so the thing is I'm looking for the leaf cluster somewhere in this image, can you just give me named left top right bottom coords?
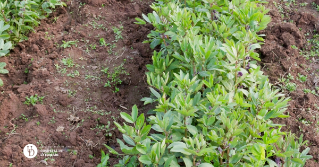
left=106, top=0, right=312, bottom=167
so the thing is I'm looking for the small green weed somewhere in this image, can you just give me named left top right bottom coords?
left=298, top=73, right=307, bottom=82
left=24, top=94, right=45, bottom=106
left=103, top=60, right=129, bottom=93
left=60, top=40, right=78, bottom=48
left=112, top=25, right=123, bottom=42
left=61, top=56, right=75, bottom=68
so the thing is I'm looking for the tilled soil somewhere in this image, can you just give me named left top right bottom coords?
left=0, top=0, right=154, bottom=166
left=260, top=0, right=319, bottom=166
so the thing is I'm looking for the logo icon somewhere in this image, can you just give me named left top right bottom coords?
left=23, top=144, right=37, bottom=158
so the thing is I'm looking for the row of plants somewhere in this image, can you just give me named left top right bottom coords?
left=0, top=0, right=66, bottom=85
left=103, top=0, right=313, bottom=166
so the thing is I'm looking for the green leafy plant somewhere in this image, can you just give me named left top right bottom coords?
left=105, top=0, right=312, bottom=166
left=97, top=150, right=109, bottom=167
left=298, top=73, right=307, bottom=82
left=103, top=60, right=129, bottom=92
left=61, top=56, right=75, bottom=68
left=100, top=38, right=106, bottom=46
left=286, top=82, right=297, bottom=92
left=112, top=25, right=123, bottom=42
left=60, top=40, right=78, bottom=48
left=24, top=94, right=44, bottom=106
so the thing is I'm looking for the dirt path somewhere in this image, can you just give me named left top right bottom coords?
left=0, top=0, right=154, bottom=166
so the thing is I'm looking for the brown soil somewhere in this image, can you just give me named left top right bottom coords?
left=0, top=0, right=154, bottom=166
left=260, top=0, right=319, bottom=166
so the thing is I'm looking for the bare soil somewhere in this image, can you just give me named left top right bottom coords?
left=260, top=0, right=319, bottom=166
left=0, top=0, right=154, bottom=166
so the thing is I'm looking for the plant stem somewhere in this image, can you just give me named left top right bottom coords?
left=226, top=149, right=230, bottom=167
left=184, top=116, right=187, bottom=137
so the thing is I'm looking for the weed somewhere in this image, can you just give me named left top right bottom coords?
left=67, top=70, right=80, bottom=78
left=19, top=114, right=29, bottom=122
left=287, top=73, right=294, bottom=80
left=286, top=83, right=297, bottom=92
left=91, top=121, right=114, bottom=137
left=60, top=40, right=78, bottom=48
left=48, top=117, right=56, bottom=124
left=100, top=38, right=106, bottom=46
left=303, top=89, right=311, bottom=93
left=291, top=45, right=297, bottom=49
left=112, top=25, right=123, bottom=42
left=101, top=67, right=109, bottom=74
left=24, top=94, right=45, bottom=106
left=89, top=44, right=96, bottom=50
left=103, top=60, right=129, bottom=92
left=298, top=73, right=307, bottom=82
left=61, top=56, right=75, bottom=68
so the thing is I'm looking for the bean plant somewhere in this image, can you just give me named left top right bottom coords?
left=105, top=0, right=312, bottom=166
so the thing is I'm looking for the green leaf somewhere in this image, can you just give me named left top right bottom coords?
left=135, top=113, right=145, bottom=130
left=0, top=62, right=8, bottom=69
left=149, top=87, right=161, bottom=99
left=248, top=43, right=261, bottom=51
left=182, top=157, right=192, bottom=167
left=123, top=134, right=135, bottom=146
left=141, top=125, right=152, bottom=137
left=131, top=105, right=138, bottom=122
left=164, top=155, right=178, bottom=167
left=198, top=163, right=214, bottom=167
left=150, top=38, right=161, bottom=49
left=141, top=97, right=153, bottom=105
left=136, top=144, right=147, bottom=154
left=97, top=150, right=109, bottom=167
left=142, top=14, right=151, bottom=23
left=120, top=112, right=134, bottom=123
left=0, top=79, right=3, bottom=87
left=292, top=158, right=304, bottom=164
left=114, top=122, right=126, bottom=133
left=186, top=125, right=198, bottom=136
left=139, top=155, right=152, bottom=165
left=104, top=144, right=119, bottom=155
left=0, top=69, right=8, bottom=74
left=152, top=124, right=164, bottom=132
left=169, top=142, right=190, bottom=155
left=199, top=71, right=210, bottom=77
left=134, top=17, right=146, bottom=25
left=229, top=153, right=242, bottom=163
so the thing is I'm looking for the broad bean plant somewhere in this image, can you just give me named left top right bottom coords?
left=106, top=0, right=312, bottom=166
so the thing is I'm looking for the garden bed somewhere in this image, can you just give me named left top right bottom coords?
left=0, top=0, right=318, bottom=166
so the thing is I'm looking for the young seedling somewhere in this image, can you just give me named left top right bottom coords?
left=61, top=56, right=75, bottom=68
left=60, top=40, right=78, bottom=48
left=24, top=94, right=45, bottom=106
left=298, top=73, right=307, bottom=82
